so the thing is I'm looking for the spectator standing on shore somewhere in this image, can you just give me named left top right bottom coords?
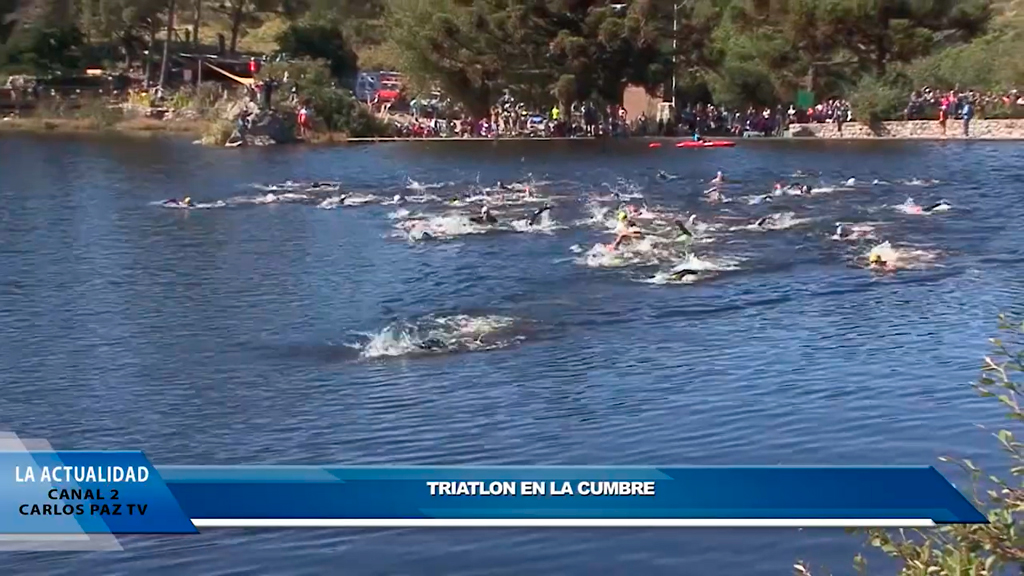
left=962, top=100, right=974, bottom=137
left=297, top=101, right=312, bottom=140
left=938, top=94, right=949, bottom=136
left=261, top=77, right=275, bottom=109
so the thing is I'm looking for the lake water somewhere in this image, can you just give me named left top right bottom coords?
left=1, top=134, right=1022, bottom=574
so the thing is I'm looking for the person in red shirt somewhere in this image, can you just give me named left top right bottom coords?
left=296, top=101, right=312, bottom=140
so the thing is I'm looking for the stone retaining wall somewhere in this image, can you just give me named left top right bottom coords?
left=788, top=119, right=1024, bottom=139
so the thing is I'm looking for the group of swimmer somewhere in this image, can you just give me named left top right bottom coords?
left=161, top=168, right=951, bottom=278
left=467, top=203, right=552, bottom=227
left=607, top=169, right=953, bottom=276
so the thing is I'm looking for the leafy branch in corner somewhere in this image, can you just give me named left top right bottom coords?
left=796, top=314, right=1023, bottom=576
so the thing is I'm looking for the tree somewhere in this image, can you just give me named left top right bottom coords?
left=0, top=0, right=18, bottom=45
left=817, top=0, right=993, bottom=76
left=547, top=0, right=673, bottom=104
left=0, top=25, right=86, bottom=74
left=275, top=21, right=357, bottom=82
left=158, top=0, right=175, bottom=87
left=209, top=0, right=280, bottom=54
left=386, top=0, right=672, bottom=116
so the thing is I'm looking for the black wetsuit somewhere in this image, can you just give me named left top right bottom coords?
left=670, top=268, right=699, bottom=280
left=924, top=201, right=948, bottom=212
left=528, top=205, right=551, bottom=226
left=755, top=216, right=771, bottom=228
left=674, top=220, right=693, bottom=237
left=418, top=337, right=446, bottom=351
left=471, top=212, right=498, bottom=225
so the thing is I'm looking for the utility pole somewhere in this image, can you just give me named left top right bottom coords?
left=158, top=0, right=176, bottom=89
left=672, top=1, right=678, bottom=113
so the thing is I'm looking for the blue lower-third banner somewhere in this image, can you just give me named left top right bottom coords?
left=0, top=451, right=987, bottom=533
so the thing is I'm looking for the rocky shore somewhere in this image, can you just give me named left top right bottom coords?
left=788, top=119, right=1024, bottom=139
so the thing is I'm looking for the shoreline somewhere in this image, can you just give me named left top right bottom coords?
left=0, top=116, right=207, bottom=137
left=786, top=119, right=1024, bottom=140
left=6, top=116, right=1024, bottom=143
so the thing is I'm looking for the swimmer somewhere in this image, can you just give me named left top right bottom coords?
left=711, top=171, right=724, bottom=185
left=470, top=205, right=498, bottom=225
left=667, top=260, right=701, bottom=280
left=901, top=198, right=948, bottom=215
left=611, top=211, right=642, bottom=249
left=392, top=194, right=406, bottom=205
left=417, top=337, right=447, bottom=351
left=656, top=170, right=673, bottom=182
left=754, top=216, right=772, bottom=228
left=527, top=203, right=551, bottom=227
left=845, top=177, right=856, bottom=187
left=784, top=183, right=806, bottom=195
left=706, top=189, right=726, bottom=203
left=669, top=268, right=700, bottom=281
left=674, top=218, right=694, bottom=238
left=868, top=251, right=896, bottom=272
left=924, top=199, right=952, bottom=213
left=834, top=222, right=875, bottom=241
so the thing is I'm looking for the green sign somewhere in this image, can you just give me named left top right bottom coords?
left=796, top=90, right=815, bottom=110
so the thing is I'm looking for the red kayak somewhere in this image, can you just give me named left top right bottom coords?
left=676, top=140, right=736, bottom=148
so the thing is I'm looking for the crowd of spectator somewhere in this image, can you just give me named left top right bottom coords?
left=906, top=87, right=1024, bottom=120
left=636, top=104, right=789, bottom=138
left=365, top=83, right=1024, bottom=140
left=387, top=91, right=636, bottom=138
left=787, top=99, right=852, bottom=125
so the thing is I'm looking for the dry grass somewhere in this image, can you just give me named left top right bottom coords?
left=179, top=12, right=288, bottom=55
left=0, top=116, right=207, bottom=136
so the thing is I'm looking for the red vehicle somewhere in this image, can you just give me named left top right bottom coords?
left=375, top=72, right=403, bottom=103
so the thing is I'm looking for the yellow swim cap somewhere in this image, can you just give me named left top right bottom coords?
left=617, top=211, right=627, bottom=221
left=869, top=252, right=881, bottom=263
left=183, top=197, right=191, bottom=204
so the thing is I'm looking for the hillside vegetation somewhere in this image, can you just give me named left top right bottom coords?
left=2, top=0, right=1023, bottom=116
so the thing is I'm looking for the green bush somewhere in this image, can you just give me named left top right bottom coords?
left=849, top=72, right=913, bottom=123
left=980, top=102, right=1024, bottom=120
left=74, top=98, right=123, bottom=128
left=797, top=315, right=1024, bottom=576
left=906, top=32, right=1024, bottom=93
left=257, top=58, right=391, bottom=137
left=0, top=25, right=86, bottom=75
left=200, top=118, right=236, bottom=146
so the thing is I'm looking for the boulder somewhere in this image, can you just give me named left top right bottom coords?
left=225, top=110, right=297, bottom=147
